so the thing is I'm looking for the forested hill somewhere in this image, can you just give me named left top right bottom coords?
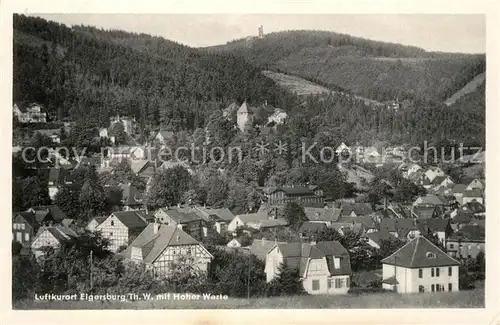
left=207, top=30, right=486, bottom=104
left=13, top=14, right=299, bottom=131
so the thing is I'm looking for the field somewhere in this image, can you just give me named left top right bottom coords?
left=14, top=288, right=484, bottom=310
left=262, top=70, right=333, bottom=97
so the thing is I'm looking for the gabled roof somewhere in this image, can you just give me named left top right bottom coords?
left=414, top=194, right=445, bottom=206
left=275, top=241, right=351, bottom=276
left=381, top=236, right=460, bottom=268
left=88, top=216, right=106, bottom=226
left=237, top=101, right=253, bottom=114
left=462, top=189, right=483, bottom=198
left=379, top=218, right=419, bottom=234
left=418, top=218, right=450, bottom=233
left=110, top=211, right=148, bottom=229
left=304, top=207, right=341, bottom=222
left=462, top=201, right=485, bottom=214
left=451, top=184, right=468, bottom=194
left=234, top=213, right=269, bottom=223
left=298, top=222, right=328, bottom=234
left=340, top=202, right=373, bottom=216
left=337, top=216, right=376, bottom=229
left=258, top=219, right=289, bottom=228
left=14, top=211, right=37, bottom=228
left=411, top=206, right=439, bottom=219
left=121, top=224, right=210, bottom=263
left=250, top=239, right=286, bottom=261
left=119, top=183, right=143, bottom=206
left=28, top=205, right=67, bottom=223
left=194, top=207, right=235, bottom=222
left=130, top=160, right=150, bottom=174
left=157, top=207, right=204, bottom=224
left=431, top=176, right=446, bottom=185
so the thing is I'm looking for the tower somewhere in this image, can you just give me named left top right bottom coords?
left=258, top=25, right=264, bottom=39
left=237, top=101, right=254, bottom=132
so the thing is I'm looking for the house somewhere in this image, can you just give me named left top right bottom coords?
left=378, top=218, right=421, bottom=241
left=96, top=211, right=149, bottom=252
left=154, top=206, right=207, bottom=239
left=304, top=207, right=342, bottom=227
left=336, top=216, right=377, bottom=234
left=424, top=167, right=445, bottom=183
left=340, top=202, right=373, bottom=217
left=330, top=222, right=365, bottom=237
left=411, top=205, right=443, bottom=219
left=467, top=179, right=484, bottom=191
left=236, top=101, right=254, bottom=133
left=366, top=230, right=396, bottom=249
left=35, top=129, right=61, bottom=144
left=12, top=212, right=38, bottom=245
left=120, top=223, right=213, bottom=276
left=192, top=207, right=235, bottom=234
left=461, top=189, right=484, bottom=206
left=227, top=213, right=287, bottom=232
left=265, top=241, right=352, bottom=295
left=413, top=194, right=446, bottom=207
left=381, top=236, right=460, bottom=293
left=266, top=108, right=287, bottom=126
left=250, top=239, right=286, bottom=261
left=86, top=216, right=106, bottom=232
left=13, top=103, right=47, bottom=123
left=27, top=205, right=67, bottom=226
left=335, top=142, right=351, bottom=156
left=153, top=129, right=176, bottom=147
left=130, top=160, right=156, bottom=179
left=406, top=164, right=423, bottom=178
left=446, top=225, right=485, bottom=259
left=118, top=183, right=143, bottom=211
left=31, top=226, right=79, bottom=260
left=47, top=167, right=73, bottom=201
left=263, top=185, right=324, bottom=206
left=109, top=115, right=136, bottom=135
left=417, top=219, right=454, bottom=245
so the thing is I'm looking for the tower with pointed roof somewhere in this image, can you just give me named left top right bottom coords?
left=237, top=101, right=254, bottom=132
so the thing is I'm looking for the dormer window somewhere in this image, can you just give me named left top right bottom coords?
left=426, top=252, right=436, bottom=259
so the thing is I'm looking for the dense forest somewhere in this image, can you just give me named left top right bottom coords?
left=13, top=15, right=485, bottom=148
left=13, top=14, right=298, bottom=133
left=207, top=30, right=486, bottom=103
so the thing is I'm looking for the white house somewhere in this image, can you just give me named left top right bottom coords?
left=120, top=223, right=213, bottom=276
left=267, top=108, right=287, bottom=126
left=461, top=189, right=484, bottom=206
left=226, top=238, right=243, bottom=248
left=424, top=167, right=445, bottom=183
left=406, top=164, right=423, bottom=178
left=95, top=211, right=148, bottom=252
left=265, top=241, right=351, bottom=295
left=381, top=236, right=460, bottom=293
left=467, top=179, right=484, bottom=191
left=86, top=217, right=106, bottom=232
left=335, top=142, right=351, bottom=155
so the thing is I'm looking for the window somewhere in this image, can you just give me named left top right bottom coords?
left=328, top=279, right=332, bottom=289
left=312, top=280, right=320, bottom=291
left=24, top=233, right=29, bottom=241
left=477, top=244, right=481, bottom=250
left=431, top=284, right=435, bottom=292
left=110, top=232, right=113, bottom=237
left=450, top=244, right=455, bottom=249
left=21, top=224, right=25, bottom=230
left=419, top=285, right=425, bottom=293
left=335, top=278, right=344, bottom=288
left=448, top=283, right=452, bottom=291
left=436, top=268, right=440, bottom=277
left=436, top=284, right=442, bottom=292
left=448, top=267, right=452, bottom=276
left=431, top=268, right=434, bottom=277
left=346, top=277, right=350, bottom=288
left=111, top=221, right=114, bottom=226
left=418, top=269, right=423, bottom=278
left=468, top=245, right=472, bottom=250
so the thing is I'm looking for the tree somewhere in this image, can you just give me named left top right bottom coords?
left=109, top=121, right=128, bottom=145
left=267, top=262, right=305, bottom=296
left=379, top=238, right=406, bottom=260
left=12, top=255, right=38, bottom=300
left=16, top=176, right=51, bottom=210
left=205, top=176, right=228, bottom=208
left=79, top=179, right=107, bottom=220
left=54, top=183, right=81, bottom=218
left=145, top=166, right=191, bottom=208
left=283, top=202, right=307, bottom=230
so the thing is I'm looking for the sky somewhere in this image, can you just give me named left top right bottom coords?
left=35, top=14, right=485, bottom=53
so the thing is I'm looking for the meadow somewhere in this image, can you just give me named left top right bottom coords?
left=14, top=288, right=484, bottom=310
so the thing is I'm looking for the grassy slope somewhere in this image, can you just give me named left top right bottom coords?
left=15, top=288, right=484, bottom=309
left=445, top=73, right=485, bottom=106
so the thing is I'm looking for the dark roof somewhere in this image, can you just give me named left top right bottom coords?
left=382, top=276, right=399, bottom=285
left=462, top=189, right=483, bottom=198
left=28, top=205, right=67, bottom=223
left=276, top=241, right=351, bottom=276
left=379, top=218, right=418, bottom=233
left=462, top=201, right=485, bottom=214
left=119, top=183, right=143, bottom=206
left=194, top=207, right=235, bottom=222
left=121, top=224, right=209, bottom=263
left=381, top=237, right=460, bottom=268
left=411, top=206, right=439, bottom=219
left=451, top=184, right=468, bottom=194
left=48, top=168, right=72, bottom=184
left=337, top=216, right=376, bottom=229
left=414, top=194, right=445, bottom=206
left=298, top=222, right=328, bottom=234
left=277, top=186, right=315, bottom=196
left=157, top=207, right=205, bottom=224
left=431, top=176, right=446, bottom=185
left=417, top=218, right=450, bottom=233
left=448, top=225, right=485, bottom=243
left=111, top=211, right=148, bottom=229
left=258, top=219, right=289, bottom=229
left=250, top=239, right=286, bottom=261
left=367, top=230, right=395, bottom=245
left=14, top=212, right=37, bottom=228
left=340, top=202, right=373, bottom=216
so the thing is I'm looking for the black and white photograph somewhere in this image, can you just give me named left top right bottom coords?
left=3, top=1, right=498, bottom=321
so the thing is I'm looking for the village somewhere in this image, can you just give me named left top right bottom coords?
left=12, top=99, right=486, bottom=300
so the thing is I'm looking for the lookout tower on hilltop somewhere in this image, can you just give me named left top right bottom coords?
left=258, top=25, right=264, bottom=39
left=237, top=101, right=254, bottom=132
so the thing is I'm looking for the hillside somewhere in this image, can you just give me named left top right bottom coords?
left=13, top=14, right=298, bottom=131
left=207, top=30, right=486, bottom=104
left=445, top=72, right=485, bottom=106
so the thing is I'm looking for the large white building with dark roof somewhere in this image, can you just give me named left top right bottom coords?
left=381, top=236, right=460, bottom=293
